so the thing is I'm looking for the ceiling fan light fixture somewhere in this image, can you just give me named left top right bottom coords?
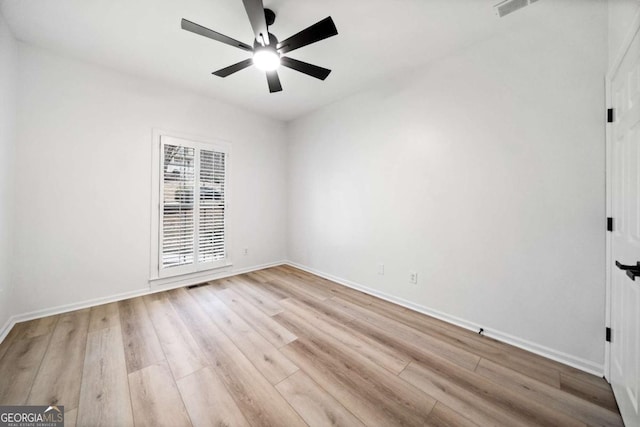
left=253, top=48, right=280, bottom=71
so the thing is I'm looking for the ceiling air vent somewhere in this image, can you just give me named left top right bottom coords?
left=494, top=0, right=539, bottom=17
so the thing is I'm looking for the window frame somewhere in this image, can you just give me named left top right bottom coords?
left=150, top=129, right=232, bottom=282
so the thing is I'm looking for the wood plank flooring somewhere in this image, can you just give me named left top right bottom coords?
left=0, top=265, right=624, bottom=426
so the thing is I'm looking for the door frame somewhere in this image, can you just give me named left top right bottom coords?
left=605, top=8, right=640, bottom=381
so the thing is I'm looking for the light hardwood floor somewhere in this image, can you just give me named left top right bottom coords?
left=0, top=265, right=624, bottom=426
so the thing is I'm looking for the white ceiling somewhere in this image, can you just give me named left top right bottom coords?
left=1, top=0, right=547, bottom=121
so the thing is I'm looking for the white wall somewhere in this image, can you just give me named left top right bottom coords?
left=608, top=0, right=640, bottom=70
left=0, top=12, right=17, bottom=330
left=287, top=1, right=608, bottom=371
left=12, top=44, right=287, bottom=315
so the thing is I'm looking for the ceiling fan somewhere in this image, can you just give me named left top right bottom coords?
left=181, top=0, right=338, bottom=93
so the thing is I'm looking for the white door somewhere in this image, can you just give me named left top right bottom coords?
left=609, top=19, right=640, bottom=427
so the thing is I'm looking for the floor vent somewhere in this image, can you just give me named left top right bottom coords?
left=494, top=0, right=539, bottom=17
left=186, top=283, right=208, bottom=290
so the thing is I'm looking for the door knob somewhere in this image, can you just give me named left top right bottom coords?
left=615, top=261, right=640, bottom=281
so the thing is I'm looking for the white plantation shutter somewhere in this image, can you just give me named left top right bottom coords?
left=162, top=144, right=195, bottom=268
left=198, top=149, right=226, bottom=262
left=159, top=136, right=228, bottom=277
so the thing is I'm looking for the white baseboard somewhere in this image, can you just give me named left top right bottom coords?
left=286, top=261, right=604, bottom=377
left=149, top=260, right=286, bottom=289
left=0, top=260, right=286, bottom=345
left=0, top=316, right=14, bottom=345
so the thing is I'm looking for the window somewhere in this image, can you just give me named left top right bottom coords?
left=153, top=134, right=229, bottom=279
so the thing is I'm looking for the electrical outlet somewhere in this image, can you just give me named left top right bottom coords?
left=378, top=264, right=384, bottom=275
left=243, top=248, right=248, bottom=255
left=409, top=271, right=418, bottom=284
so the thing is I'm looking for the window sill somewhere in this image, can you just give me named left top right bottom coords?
left=149, top=262, right=234, bottom=289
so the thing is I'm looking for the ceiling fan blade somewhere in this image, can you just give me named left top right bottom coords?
left=280, top=57, right=331, bottom=80
left=181, top=19, right=253, bottom=52
left=266, top=70, right=283, bottom=93
left=213, top=58, right=254, bottom=77
left=242, top=0, right=270, bottom=45
left=277, top=17, right=338, bottom=54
